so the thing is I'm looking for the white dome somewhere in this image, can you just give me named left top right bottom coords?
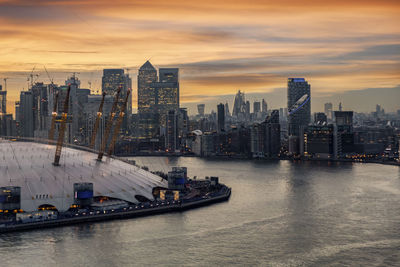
left=0, top=140, right=167, bottom=212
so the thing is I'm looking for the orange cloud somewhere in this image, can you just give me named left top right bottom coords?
left=0, top=0, right=399, bottom=113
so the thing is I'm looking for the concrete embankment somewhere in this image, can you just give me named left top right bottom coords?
left=0, top=187, right=231, bottom=233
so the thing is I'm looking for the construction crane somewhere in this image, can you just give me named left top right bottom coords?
left=3, top=78, right=9, bottom=91
left=89, top=92, right=106, bottom=149
left=43, top=65, right=54, bottom=85
left=48, top=91, right=59, bottom=144
left=97, top=87, right=122, bottom=161
left=53, top=85, right=71, bottom=166
left=107, top=89, right=131, bottom=156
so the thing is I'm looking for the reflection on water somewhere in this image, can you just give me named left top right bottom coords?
left=1, top=158, right=399, bottom=266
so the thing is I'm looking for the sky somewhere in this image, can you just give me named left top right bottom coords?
left=0, top=0, right=399, bottom=115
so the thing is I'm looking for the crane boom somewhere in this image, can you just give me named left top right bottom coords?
left=48, top=91, right=59, bottom=143
left=107, top=89, right=131, bottom=156
left=89, top=92, right=106, bottom=149
left=53, top=85, right=71, bottom=166
left=97, top=87, right=122, bottom=161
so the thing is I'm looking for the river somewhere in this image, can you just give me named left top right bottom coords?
left=1, top=157, right=400, bottom=266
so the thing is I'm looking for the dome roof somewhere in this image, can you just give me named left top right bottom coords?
left=0, top=140, right=167, bottom=212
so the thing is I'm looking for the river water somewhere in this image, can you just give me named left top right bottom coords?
left=1, top=157, right=400, bottom=266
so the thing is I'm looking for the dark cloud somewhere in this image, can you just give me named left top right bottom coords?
left=336, top=44, right=400, bottom=60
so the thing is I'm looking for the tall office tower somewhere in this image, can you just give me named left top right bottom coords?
left=262, top=99, right=268, bottom=113
left=138, top=61, right=158, bottom=137
left=287, top=78, right=311, bottom=137
left=253, top=101, right=261, bottom=114
left=324, top=102, right=333, bottom=121
left=314, top=112, right=327, bottom=125
left=245, top=101, right=250, bottom=116
left=339, top=102, right=342, bottom=112
left=19, top=91, right=34, bottom=137
left=166, top=110, right=178, bottom=152
left=178, top=108, right=188, bottom=138
left=154, top=68, right=179, bottom=128
left=376, top=104, right=382, bottom=116
left=232, top=90, right=245, bottom=116
left=217, top=103, right=225, bottom=133
left=224, top=102, right=230, bottom=117
left=265, top=110, right=281, bottom=158
left=197, top=104, right=205, bottom=116
left=138, top=61, right=158, bottom=113
left=0, top=85, right=6, bottom=114
left=102, top=69, right=132, bottom=132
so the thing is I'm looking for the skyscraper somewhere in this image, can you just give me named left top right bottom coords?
left=19, top=91, right=34, bottom=137
left=0, top=85, right=6, bottom=114
left=232, top=90, right=245, bottom=117
left=224, top=102, right=230, bottom=117
left=324, top=102, right=333, bottom=121
left=287, top=78, right=311, bottom=137
left=197, top=104, right=205, bottom=116
left=137, top=61, right=179, bottom=138
left=253, top=101, right=261, bottom=113
left=262, top=99, right=268, bottom=113
left=264, top=110, right=281, bottom=158
left=102, top=69, right=132, bottom=132
left=153, top=68, right=179, bottom=128
left=137, top=61, right=158, bottom=138
left=138, top=61, right=158, bottom=113
left=166, top=110, right=178, bottom=152
left=217, top=103, right=225, bottom=133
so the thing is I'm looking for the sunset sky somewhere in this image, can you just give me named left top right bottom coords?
left=0, top=0, right=399, bottom=114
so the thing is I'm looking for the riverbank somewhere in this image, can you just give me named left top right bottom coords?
left=0, top=186, right=231, bottom=234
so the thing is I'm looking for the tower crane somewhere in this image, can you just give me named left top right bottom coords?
left=97, top=87, right=121, bottom=161
left=107, top=89, right=131, bottom=156
left=53, top=85, right=71, bottom=166
left=48, top=91, right=59, bottom=143
left=3, top=78, right=9, bottom=91
left=89, top=92, right=106, bottom=149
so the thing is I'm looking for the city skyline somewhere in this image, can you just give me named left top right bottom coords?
left=0, top=0, right=399, bottom=114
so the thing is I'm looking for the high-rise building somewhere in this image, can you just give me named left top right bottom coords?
left=19, top=91, right=34, bottom=137
left=138, top=61, right=158, bottom=113
left=324, top=102, right=333, bottom=121
left=102, top=69, right=132, bottom=132
left=232, top=90, right=245, bottom=117
left=224, top=102, right=230, bottom=117
left=334, top=111, right=353, bottom=127
left=245, top=101, right=250, bottom=116
left=262, top=99, right=267, bottom=113
left=0, top=85, right=6, bottom=114
left=137, top=61, right=159, bottom=138
left=197, top=104, right=205, bottom=116
left=166, top=110, right=178, bottom=152
left=253, top=101, right=261, bottom=114
left=287, top=78, right=311, bottom=137
left=265, top=110, right=281, bottom=158
left=287, top=78, right=311, bottom=154
left=152, top=70, right=179, bottom=127
left=217, top=103, right=225, bottom=133
left=333, top=111, right=354, bottom=158
left=137, top=61, right=179, bottom=138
